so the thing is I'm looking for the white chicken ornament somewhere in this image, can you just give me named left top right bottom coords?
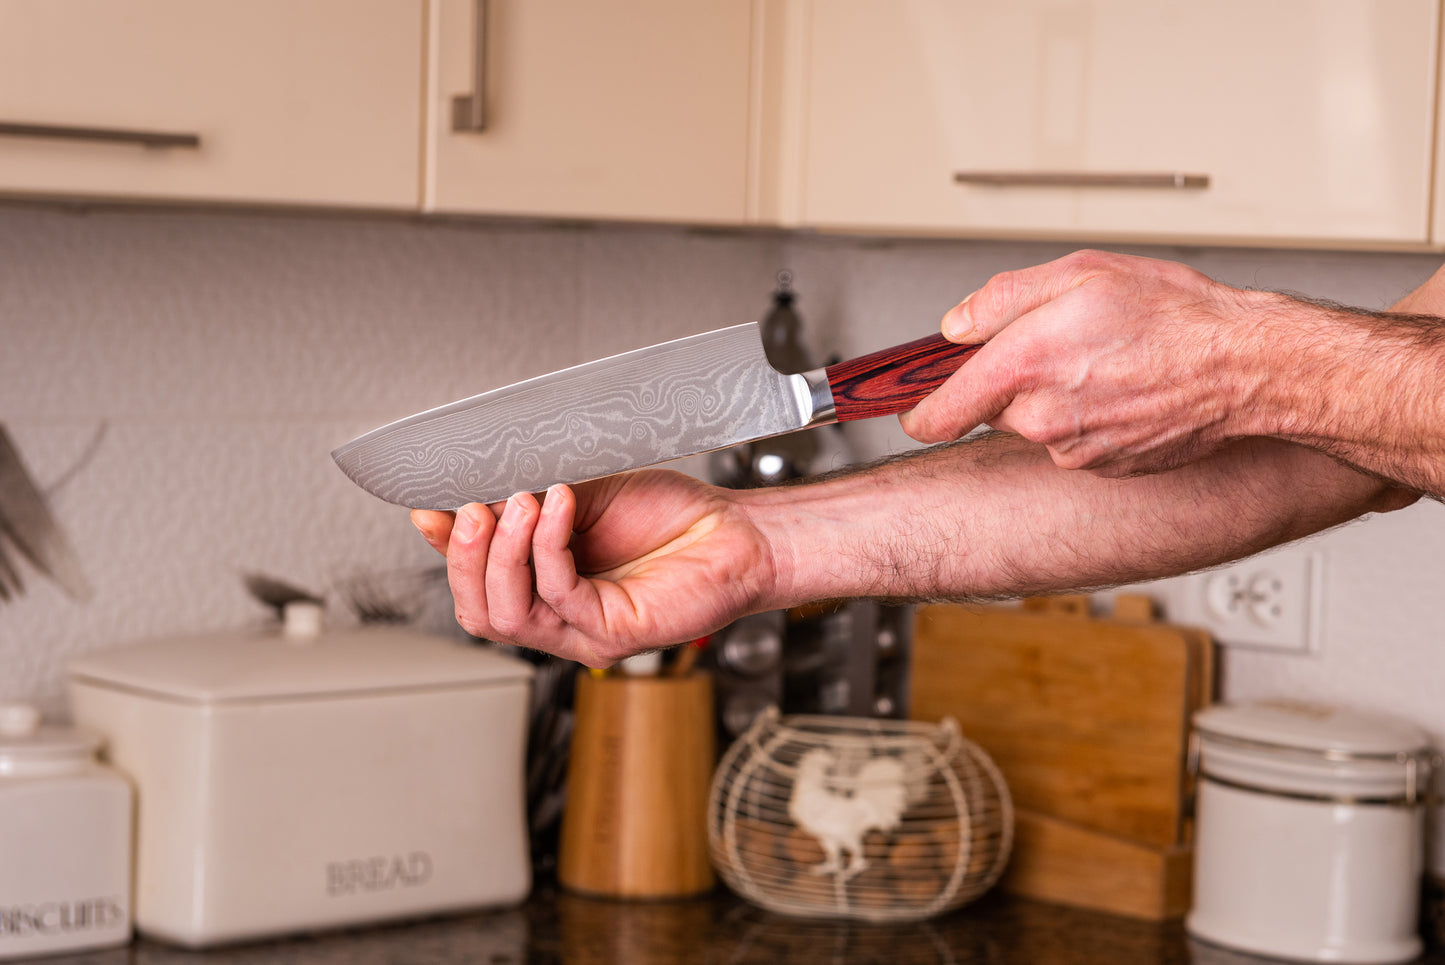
left=788, top=748, right=910, bottom=880
left=708, top=711, right=1013, bottom=922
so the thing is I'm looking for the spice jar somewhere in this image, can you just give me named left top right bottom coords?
left=0, top=703, right=132, bottom=959
left=1188, top=701, right=1432, bottom=964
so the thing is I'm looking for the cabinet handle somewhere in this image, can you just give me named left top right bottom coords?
left=953, top=171, right=1209, bottom=189
left=451, top=0, right=490, bottom=132
left=0, top=121, right=200, bottom=149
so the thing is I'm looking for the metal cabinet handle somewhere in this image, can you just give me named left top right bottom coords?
left=954, top=171, right=1209, bottom=189
left=0, top=121, right=200, bottom=149
left=451, top=0, right=490, bottom=132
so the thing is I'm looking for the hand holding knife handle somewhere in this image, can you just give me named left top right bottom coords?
left=817, top=334, right=984, bottom=423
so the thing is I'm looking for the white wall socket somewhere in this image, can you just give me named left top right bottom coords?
left=1173, top=547, right=1324, bottom=653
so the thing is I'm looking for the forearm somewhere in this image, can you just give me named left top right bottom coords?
left=1232, top=286, right=1445, bottom=498
left=745, top=432, right=1401, bottom=608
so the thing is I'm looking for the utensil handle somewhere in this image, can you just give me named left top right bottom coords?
left=824, top=334, right=982, bottom=422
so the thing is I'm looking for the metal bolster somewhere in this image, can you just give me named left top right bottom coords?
left=796, top=367, right=836, bottom=427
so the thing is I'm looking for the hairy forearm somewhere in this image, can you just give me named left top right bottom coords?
left=745, top=432, right=1400, bottom=608
left=1233, top=287, right=1445, bottom=498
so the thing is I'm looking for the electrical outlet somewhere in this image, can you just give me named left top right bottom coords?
left=1176, top=548, right=1323, bottom=653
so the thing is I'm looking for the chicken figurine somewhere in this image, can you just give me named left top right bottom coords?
left=788, top=748, right=911, bottom=880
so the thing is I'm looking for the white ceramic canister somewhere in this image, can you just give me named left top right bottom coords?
left=1188, top=701, right=1432, bottom=964
left=0, top=703, right=133, bottom=960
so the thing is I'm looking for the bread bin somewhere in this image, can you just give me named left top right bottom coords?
left=1188, top=701, right=1432, bottom=964
left=0, top=704, right=132, bottom=959
left=67, top=604, right=533, bottom=947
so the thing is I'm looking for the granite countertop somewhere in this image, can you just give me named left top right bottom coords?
left=37, top=881, right=1445, bottom=965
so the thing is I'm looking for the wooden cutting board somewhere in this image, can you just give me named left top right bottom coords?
left=909, top=599, right=1209, bottom=851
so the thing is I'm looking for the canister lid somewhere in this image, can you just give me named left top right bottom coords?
left=1194, top=701, right=1432, bottom=802
left=67, top=622, right=533, bottom=705
left=0, top=703, right=102, bottom=775
left=1194, top=701, right=1429, bottom=757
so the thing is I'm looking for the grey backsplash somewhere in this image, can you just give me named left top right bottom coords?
left=3, top=204, right=1443, bottom=775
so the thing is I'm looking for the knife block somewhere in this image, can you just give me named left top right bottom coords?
left=559, top=670, right=716, bottom=898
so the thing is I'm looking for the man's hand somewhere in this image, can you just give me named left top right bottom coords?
left=901, top=249, right=1266, bottom=477
left=410, top=471, right=775, bottom=667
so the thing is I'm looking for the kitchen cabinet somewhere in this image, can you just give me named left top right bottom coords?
left=792, top=0, right=1440, bottom=246
left=425, top=0, right=756, bottom=224
left=0, top=1, right=423, bottom=209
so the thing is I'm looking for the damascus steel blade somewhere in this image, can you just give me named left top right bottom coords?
left=332, top=323, right=817, bottom=510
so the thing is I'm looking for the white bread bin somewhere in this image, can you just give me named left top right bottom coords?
left=67, top=605, right=533, bottom=947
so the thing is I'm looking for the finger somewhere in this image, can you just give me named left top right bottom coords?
left=532, top=485, right=606, bottom=634
left=484, top=493, right=543, bottom=638
left=446, top=503, right=497, bottom=637
left=411, top=509, right=456, bottom=555
left=898, top=343, right=1017, bottom=444
left=942, top=249, right=1116, bottom=344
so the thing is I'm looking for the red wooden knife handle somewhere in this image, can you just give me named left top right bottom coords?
left=824, top=334, right=983, bottom=422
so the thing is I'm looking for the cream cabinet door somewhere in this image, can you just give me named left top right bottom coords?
left=426, top=0, right=754, bottom=224
left=798, top=1, right=1438, bottom=246
left=0, top=1, right=423, bottom=209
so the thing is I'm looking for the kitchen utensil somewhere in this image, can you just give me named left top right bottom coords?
left=332, top=324, right=980, bottom=510
left=0, top=703, right=132, bottom=960
left=708, top=709, right=1012, bottom=922
left=1188, top=701, right=1433, bottom=964
left=908, top=597, right=1213, bottom=920
left=66, top=602, right=534, bottom=947
left=0, top=424, right=90, bottom=602
left=559, top=669, right=716, bottom=898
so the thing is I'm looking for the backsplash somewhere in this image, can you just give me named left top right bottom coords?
left=3, top=203, right=1442, bottom=749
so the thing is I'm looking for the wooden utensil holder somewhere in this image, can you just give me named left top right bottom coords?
left=559, top=670, right=716, bottom=898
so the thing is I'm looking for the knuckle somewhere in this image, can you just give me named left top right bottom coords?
left=903, top=408, right=949, bottom=444
left=453, top=605, right=490, bottom=640
left=1007, top=409, right=1052, bottom=445
left=977, top=268, right=1023, bottom=317
left=487, top=610, right=524, bottom=639
left=1069, top=248, right=1113, bottom=267
left=1050, top=447, right=1093, bottom=472
left=577, top=650, right=618, bottom=671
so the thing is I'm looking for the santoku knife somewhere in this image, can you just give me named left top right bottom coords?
left=333, top=324, right=981, bottom=510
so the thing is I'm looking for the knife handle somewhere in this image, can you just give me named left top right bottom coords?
left=824, top=334, right=983, bottom=422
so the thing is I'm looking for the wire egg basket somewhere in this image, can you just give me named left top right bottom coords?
left=708, top=709, right=1013, bottom=922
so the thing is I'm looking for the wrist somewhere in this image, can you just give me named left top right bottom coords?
left=1233, top=292, right=1445, bottom=496
left=1223, top=290, right=1358, bottom=442
left=738, top=477, right=866, bottom=611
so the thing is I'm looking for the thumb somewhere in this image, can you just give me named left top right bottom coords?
left=942, top=250, right=1109, bottom=343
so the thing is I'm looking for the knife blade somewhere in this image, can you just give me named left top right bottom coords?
left=333, top=323, right=981, bottom=510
